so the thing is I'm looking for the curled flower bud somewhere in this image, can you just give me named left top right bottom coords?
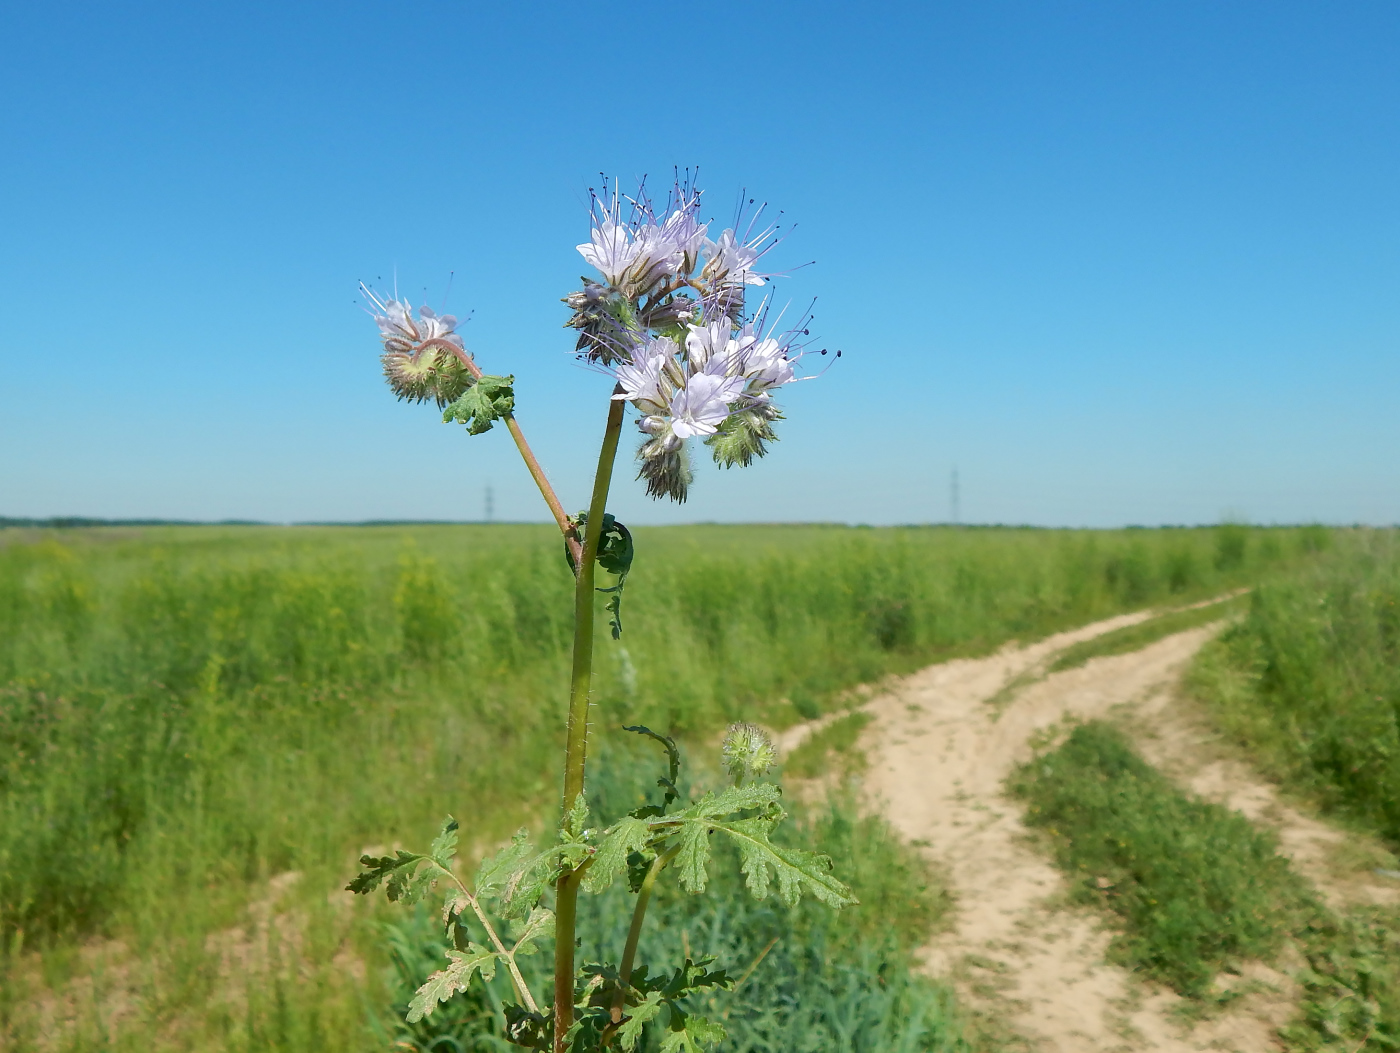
left=722, top=722, right=777, bottom=786
left=362, top=283, right=476, bottom=407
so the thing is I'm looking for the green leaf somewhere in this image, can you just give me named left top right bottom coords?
left=347, top=849, right=423, bottom=898
left=475, top=830, right=556, bottom=919
left=623, top=725, right=681, bottom=809
left=651, top=957, right=732, bottom=1000
left=665, top=783, right=780, bottom=894
left=406, top=943, right=498, bottom=1023
left=713, top=816, right=856, bottom=908
left=582, top=816, right=653, bottom=893
left=660, top=1014, right=727, bottom=1053
left=510, top=906, right=555, bottom=957
left=347, top=848, right=449, bottom=904
left=562, top=792, right=590, bottom=842
left=657, top=783, right=853, bottom=906
left=504, top=1005, right=551, bottom=1050
left=674, top=821, right=712, bottom=894
left=429, top=816, right=459, bottom=869
left=565, top=512, right=635, bottom=639
left=442, top=374, right=515, bottom=435
left=616, top=991, right=664, bottom=1052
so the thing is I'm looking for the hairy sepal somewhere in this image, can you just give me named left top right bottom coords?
left=705, top=406, right=781, bottom=469
left=383, top=348, right=477, bottom=407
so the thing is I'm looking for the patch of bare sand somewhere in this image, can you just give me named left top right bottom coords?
left=823, top=614, right=1301, bottom=1052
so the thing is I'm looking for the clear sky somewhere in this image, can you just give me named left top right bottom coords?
left=2, top=1, right=1396, bottom=527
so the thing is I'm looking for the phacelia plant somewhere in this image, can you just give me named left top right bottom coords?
left=352, top=173, right=849, bottom=1053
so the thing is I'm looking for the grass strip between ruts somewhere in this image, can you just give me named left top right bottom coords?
left=1048, top=593, right=1249, bottom=674
left=1011, top=719, right=1400, bottom=1049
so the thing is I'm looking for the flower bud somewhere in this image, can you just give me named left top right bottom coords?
left=722, top=722, right=776, bottom=786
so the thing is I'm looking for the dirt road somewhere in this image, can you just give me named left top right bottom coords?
left=790, top=609, right=1398, bottom=1052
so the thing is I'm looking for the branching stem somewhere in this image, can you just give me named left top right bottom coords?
left=444, top=870, right=541, bottom=1014
left=434, top=340, right=582, bottom=567
left=553, top=391, right=627, bottom=1053
left=610, top=846, right=680, bottom=1024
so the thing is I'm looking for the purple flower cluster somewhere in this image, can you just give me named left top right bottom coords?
left=564, top=176, right=818, bottom=501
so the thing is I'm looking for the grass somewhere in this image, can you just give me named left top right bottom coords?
left=783, top=713, right=873, bottom=779
left=1047, top=592, right=1249, bottom=673
left=1011, top=719, right=1400, bottom=1049
left=0, top=521, right=1320, bottom=1050
left=1009, top=720, right=1301, bottom=997
left=1188, top=529, right=1400, bottom=848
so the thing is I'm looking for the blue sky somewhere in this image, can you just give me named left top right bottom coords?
left=1, top=1, right=1396, bottom=526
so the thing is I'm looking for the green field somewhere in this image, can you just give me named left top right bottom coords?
left=0, top=522, right=1323, bottom=1051
left=1190, top=528, right=1400, bottom=848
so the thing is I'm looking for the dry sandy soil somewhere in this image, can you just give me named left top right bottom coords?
left=782, top=606, right=1399, bottom=1053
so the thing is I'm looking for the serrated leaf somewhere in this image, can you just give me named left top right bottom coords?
left=583, top=816, right=653, bottom=893
left=347, top=849, right=438, bottom=903
left=441, top=889, right=467, bottom=926
left=616, top=992, right=664, bottom=1052
left=476, top=830, right=534, bottom=897
left=504, top=1005, right=551, bottom=1050
left=406, top=943, right=498, bottom=1023
left=442, top=374, right=515, bottom=435
left=429, top=816, right=459, bottom=868
left=713, top=817, right=856, bottom=908
left=563, top=792, right=590, bottom=842
left=679, top=782, right=782, bottom=821
left=623, top=725, right=680, bottom=809
left=665, top=782, right=786, bottom=892
left=660, top=957, right=732, bottom=999
left=475, top=830, right=556, bottom=919
left=566, top=512, right=634, bottom=638
left=659, top=1014, right=726, bottom=1053
left=674, top=821, right=712, bottom=893
left=510, top=906, right=555, bottom=957
left=347, top=849, right=419, bottom=896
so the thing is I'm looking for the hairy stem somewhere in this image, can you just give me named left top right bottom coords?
left=611, top=846, right=680, bottom=1024
left=436, top=340, right=582, bottom=567
left=553, top=392, right=626, bottom=1053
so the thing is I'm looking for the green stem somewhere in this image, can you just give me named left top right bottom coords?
left=553, top=392, right=626, bottom=1053
left=438, top=340, right=583, bottom=567
left=610, top=846, right=680, bottom=1025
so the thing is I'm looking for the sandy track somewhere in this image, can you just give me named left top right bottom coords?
left=788, top=609, right=1378, bottom=1053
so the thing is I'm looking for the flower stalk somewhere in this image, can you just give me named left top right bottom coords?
left=554, top=390, right=626, bottom=1051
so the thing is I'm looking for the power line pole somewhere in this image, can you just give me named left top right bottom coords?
left=950, top=468, right=960, bottom=526
left=485, top=484, right=494, bottom=524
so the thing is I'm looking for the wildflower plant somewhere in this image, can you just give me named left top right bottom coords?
left=351, top=174, right=851, bottom=1053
